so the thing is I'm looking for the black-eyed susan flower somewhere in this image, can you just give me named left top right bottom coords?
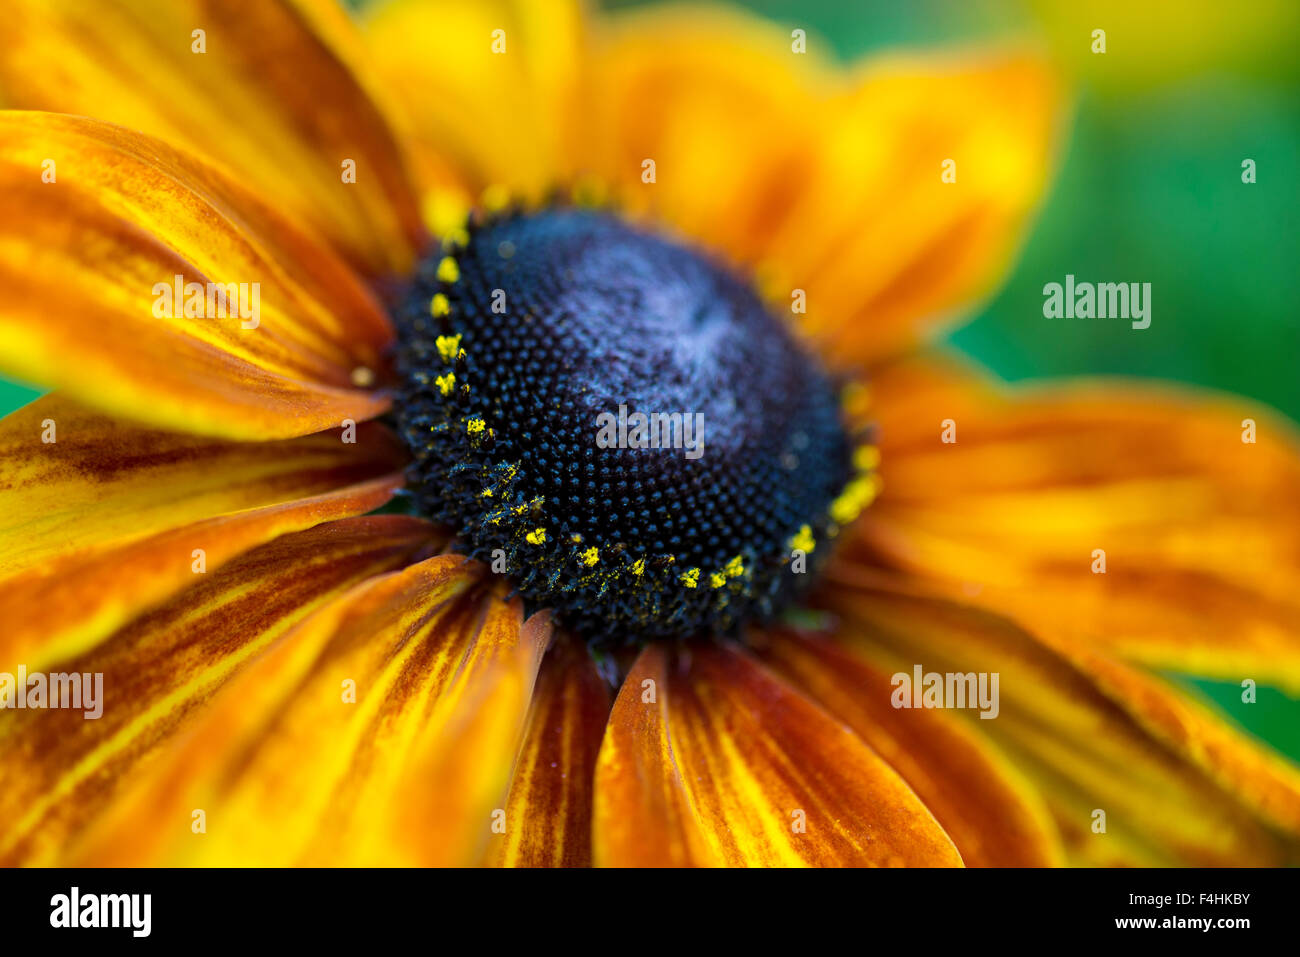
left=0, top=0, right=1298, bottom=868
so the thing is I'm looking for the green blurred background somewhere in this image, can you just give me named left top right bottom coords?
left=3, top=0, right=1297, bottom=757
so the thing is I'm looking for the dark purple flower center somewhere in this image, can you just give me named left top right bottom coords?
left=392, top=206, right=872, bottom=645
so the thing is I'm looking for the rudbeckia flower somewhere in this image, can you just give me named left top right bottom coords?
left=1, top=0, right=1297, bottom=869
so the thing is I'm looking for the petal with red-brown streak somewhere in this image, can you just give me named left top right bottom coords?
left=484, top=630, right=611, bottom=867
left=593, top=641, right=963, bottom=867
left=65, top=559, right=548, bottom=867
left=819, top=575, right=1300, bottom=866
left=0, top=393, right=409, bottom=668
left=0, top=392, right=406, bottom=576
left=0, top=515, right=440, bottom=865
left=753, top=626, right=1062, bottom=866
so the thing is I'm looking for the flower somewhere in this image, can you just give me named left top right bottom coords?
left=0, top=0, right=1298, bottom=868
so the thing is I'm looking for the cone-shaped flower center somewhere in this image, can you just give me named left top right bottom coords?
left=393, top=207, right=874, bottom=644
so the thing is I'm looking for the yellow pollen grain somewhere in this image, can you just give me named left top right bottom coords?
left=430, top=293, right=451, bottom=317
left=526, top=528, right=547, bottom=545
left=789, top=524, right=816, bottom=553
left=435, top=333, right=461, bottom=361
left=421, top=189, right=468, bottom=237
left=466, top=416, right=485, bottom=435
left=854, top=444, right=881, bottom=471
left=435, top=372, right=455, bottom=395
left=710, top=571, right=727, bottom=589
left=437, top=256, right=460, bottom=283
left=580, top=546, right=600, bottom=567
left=724, top=555, right=745, bottom=579
left=830, top=475, right=878, bottom=525
left=631, top=557, right=645, bottom=577
left=679, top=567, right=700, bottom=589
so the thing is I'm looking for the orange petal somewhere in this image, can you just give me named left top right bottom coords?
left=593, top=641, right=963, bottom=867
left=586, top=6, right=840, bottom=262
left=0, top=392, right=406, bottom=576
left=0, top=0, right=424, bottom=275
left=484, top=631, right=611, bottom=867
left=1048, top=645, right=1300, bottom=841
left=821, top=577, right=1300, bottom=865
left=69, top=558, right=545, bottom=866
left=0, top=477, right=404, bottom=676
left=588, top=6, right=1062, bottom=366
left=0, top=515, right=438, bottom=865
left=754, top=627, right=1062, bottom=866
left=779, top=51, right=1063, bottom=368
left=0, top=394, right=408, bottom=670
left=0, top=112, right=398, bottom=438
left=853, top=355, right=1300, bottom=692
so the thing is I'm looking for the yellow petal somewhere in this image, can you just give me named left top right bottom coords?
left=484, top=631, right=611, bottom=867
left=390, top=604, right=551, bottom=866
left=592, top=641, right=963, bottom=867
left=362, top=0, right=588, bottom=208
left=0, top=0, right=424, bottom=275
left=0, top=515, right=439, bottom=865
left=822, top=577, right=1300, bottom=865
left=854, top=354, right=1300, bottom=692
left=588, top=6, right=1063, bottom=366
left=754, top=627, right=1063, bottom=866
